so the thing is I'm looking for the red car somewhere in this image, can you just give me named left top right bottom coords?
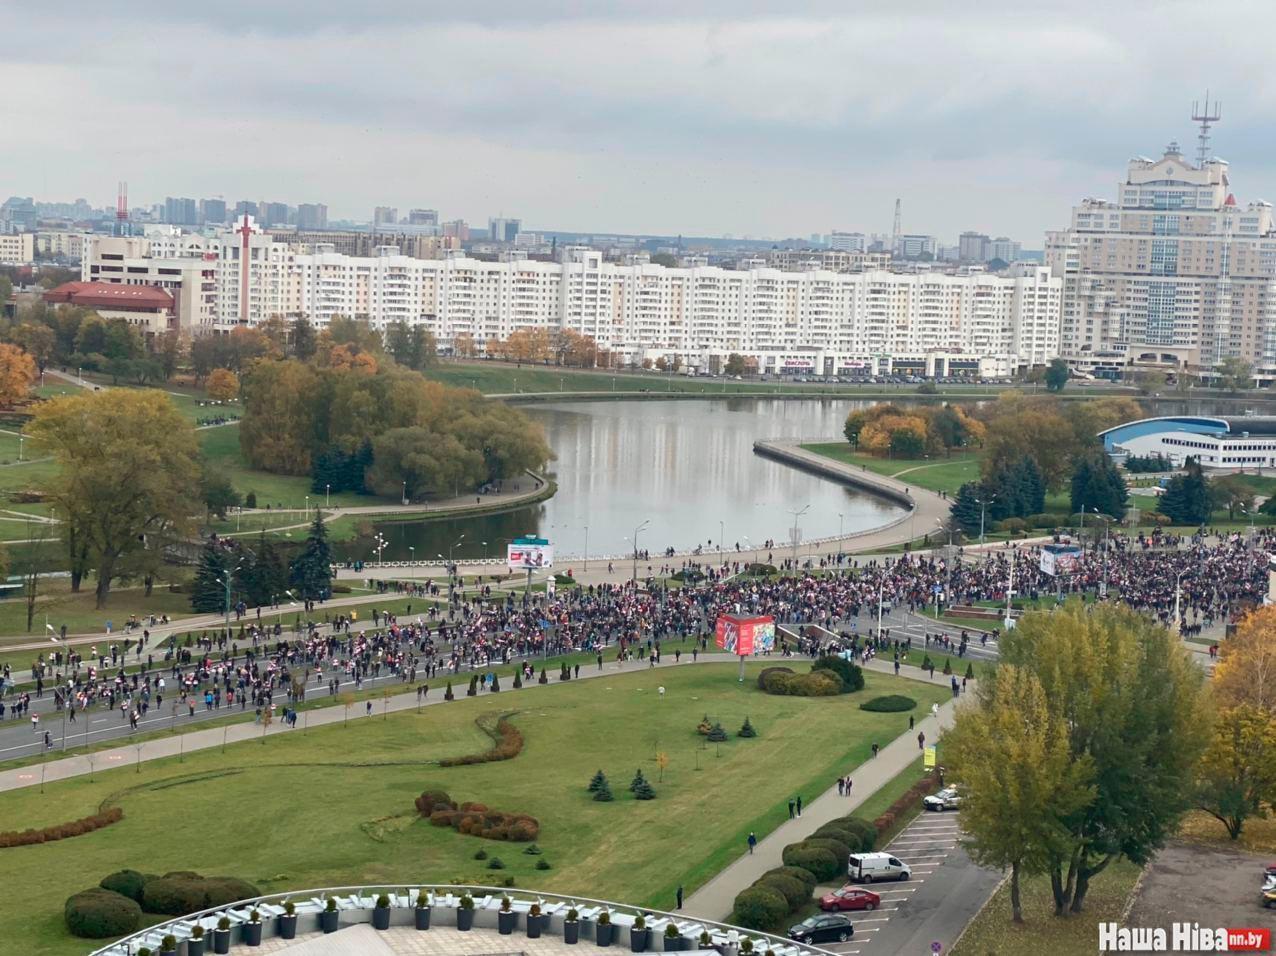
left=819, top=886, right=882, bottom=912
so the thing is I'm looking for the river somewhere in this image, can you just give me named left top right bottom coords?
left=335, top=398, right=905, bottom=566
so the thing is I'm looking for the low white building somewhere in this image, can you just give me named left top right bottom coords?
left=1099, top=415, right=1276, bottom=468
left=0, top=233, right=34, bottom=265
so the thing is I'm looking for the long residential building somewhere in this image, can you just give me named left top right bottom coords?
left=81, top=220, right=1061, bottom=371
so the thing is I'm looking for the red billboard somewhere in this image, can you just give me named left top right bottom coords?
left=715, top=614, right=777, bottom=656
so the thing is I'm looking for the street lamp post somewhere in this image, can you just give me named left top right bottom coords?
left=1173, top=569, right=1187, bottom=635
left=718, top=520, right=724, bottom=565
left=583, top=525, right=589, bottom=573
left=632, top=519, right=650, bottom=585
left=975, top=492, right=996, bottom=547
left=787, top=505, right=810, bottom=570
left=325, top=484, right=330, bottom=508
left=304, top=495, right=309, bottom=521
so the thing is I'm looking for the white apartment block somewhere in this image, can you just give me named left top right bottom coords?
left=1046, top=141, right=1276, bottom=377
left=0, top=233, right=34, bottom=264
left=81, top=235, right=218, bottom=332
left=77, top=220, right=1061, bottom=371
left=35, top=231, right=85, bottom=260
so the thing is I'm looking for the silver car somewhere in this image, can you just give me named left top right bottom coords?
left=923, top=787, right=961, bottom=812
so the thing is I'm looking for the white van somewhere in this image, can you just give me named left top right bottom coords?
left=848, top=852, right=911, bottom=883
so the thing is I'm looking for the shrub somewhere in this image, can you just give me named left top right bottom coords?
left=430, top=810, right=456, bottom=827
left=594, top=780, right=614, bottom=801
left=780, top=845, right=839, bottom=881
left=487, top=857, right=505, bottom=870
left=99, top=869, right=147, bottom=904
left=587, top=769, right=607, bottom=793
left=756, top=667, right=793, bottom=691
left=763, top=866, right=817, bottom=891
left=730, top=886, right=789, bottom=930
left=508, top=821, right=537, bottom=841
left=0, top=807, right=123, bottom=848
left=444, top=681, right=454, bottom=700
left=538, top=667, right=548, bottom=684
left=811, top=656, right=864, bottom=693
left=873, top=813, right=895, bottom=832
left=65, top=888, right=143, bottom=939
left=753, top=873, right=808, bottom=911
left=141, top=874, right=260, bottom=916
left=200, top=877, right=260, bottom=909
left=812, top=825, right=859, bottom=851
left=738, top=716, right=757, bottom=738
left=802, top=836, right=851, bottom=860
left=439, top=717, right=524, bottom=767
left=859, top=695, right=917, bottom=713
left=706, top=723, right=728, bottom=742
left=474, top=849, right=488, bottom=860
left=787, top=672, right=842, bottom=696
left=513, top=671, right=523, bottom=689
left=536, top=858, right=552, bottom=870
left=415, top=790, right=456, bottom=816
left=460, top=802, right=489, bottom=812
left=833, top=817, right=878, bottom=852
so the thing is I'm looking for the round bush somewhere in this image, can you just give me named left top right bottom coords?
left=201, top=877, right=260, bottom=909
left=65, top=888, right=142, bottom=939
left=788, top=672, right=842, bottom=697
left=754, top=873, right=809, bottom=911
left=757, top=667, right=794, bottom=692
left=858, top=695, right=917, bottom=713
left=802, top=836, right=852, bottom=861
left=780, top=845, right=839, bottom=882
left=99, top=869, right=148, bottom=904
left=813, top=825, right=859, bottom=850
left=730, top=885, right=789, bottom=930
left=833, top=817, right=878, bottom=852
left=142, top=876, right=208, bottom=915
left=429, top=810, right=455, bottom=827
left=811, top=656, right=865, bottom=693
left=764, top=865, right=817, bottom=891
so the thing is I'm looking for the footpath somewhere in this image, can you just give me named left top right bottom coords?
left=682, top=664, right=962, bottom=922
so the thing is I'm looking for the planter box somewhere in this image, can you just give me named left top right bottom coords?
left=187, top=937, right=206, bottom=956
left=457, top=908, right=475, bottom=931
left=596, top=923, right=615, bottom=947
left=373, top=907, right=391, bottom=931
left=278, top=914, right=298, bottom=940
left=212, top=928, right=231, bottom=955
left=564, top=921, right=580, bottom=944
left=498, top=910, right=517, bottom=935
left=415, top=907, right=432, bottom=930
left=527, top=914, right=544, bottom=939
left=320, top=910, right=340, bottom=934
left=243, top=921, right=263, bottom=947
left=663, top=935, right=686, bottom=952
left=630, top=927, right=650, bottom=952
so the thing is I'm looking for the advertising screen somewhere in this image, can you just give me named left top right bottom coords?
left=715, top=614, right=777, bottom=656
left=1040, top=544, right=1083, bottom=577
left=508, top=541, right=554, bottom=571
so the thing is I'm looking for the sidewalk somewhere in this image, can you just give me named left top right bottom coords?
left=682, top=662, right=965, bottom=922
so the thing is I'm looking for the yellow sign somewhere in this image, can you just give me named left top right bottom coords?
left=923, top=745, right=937, bottom=769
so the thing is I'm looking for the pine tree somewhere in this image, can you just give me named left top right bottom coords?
left=633, top=775, right=657, bottom=800
left=1071, top=452, right=1128, bottom=519
left=1016, top=456, right=1046, bottom=515
left=466, top=674, right=478, bottom=697
left=587, top=769, right=607, bottom=793
left=190, top=541, right=231, bottom=613
left=490, top=674, right=501, bottom=692
left=630, top=768, right=647, bottom=793
left=593, top=779, right=614, bottom=802
left=706, top=723, right=728, bottom=742
left=538, top=667, right=548, bottom=684
left=444, top=681, right=454, bottom=700
left=289, top=514, right=333, bottom=600
left=1159, top=457, right=1210, bottom=524
left=513, top=670, right=523, bottom=689
left=739, top=716, right=757, bottom=738
left=950, top=482, right=987, bottom=534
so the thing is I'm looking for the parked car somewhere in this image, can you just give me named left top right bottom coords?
left=848, top=852, right=911, bottom=883
left=787, top=913, right=854, bottom=944
left=1263, top=873, right=1276, bottom=909
left=819, top=886, right=881, bottom=912
left=924, top=787, right=962, bottom=812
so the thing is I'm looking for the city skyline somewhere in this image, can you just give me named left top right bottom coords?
left=9, top=2, right=1276, bottom=239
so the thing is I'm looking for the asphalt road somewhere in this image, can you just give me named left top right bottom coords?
left=821, top=811, right=1003, bottom=956
left=0, top=604, right=996, bottom=763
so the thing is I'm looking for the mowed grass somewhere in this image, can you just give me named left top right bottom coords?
left=951, top=858, right=1142, bottom=956
left=0, top=662, right=948, bottom=956
left=801, top=443, right=982, bottom=496
left=0, top=585, right=195, bottom=647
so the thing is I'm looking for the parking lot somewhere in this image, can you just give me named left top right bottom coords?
left=820, top=810, right=1003, bottom=955
left=1127, top=841, right=1275, bottom=932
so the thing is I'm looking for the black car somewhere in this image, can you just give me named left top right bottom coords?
left=787, top=913, right=854, bottom=944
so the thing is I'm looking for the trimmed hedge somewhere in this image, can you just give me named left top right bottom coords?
left=872, top=776, right=941, bottom=836
left=830, top=816, right=878, bottom=852
left=141, top=874, right=261, bottom=916
left=730, top=885, right=789, bottom=930
left=763, top=865, right=817, bottom=891
left=761, top=670, right=842, bottom=697
left=780, top=844, right=840, bottom=881
left=858, top=695, right=917, bottom=713
left=416, top=790, right=539, bottom=841
left=812, top=825, right=860, bottom=851
left=439, top=716, right=524, bottom=767
left=754, top=873, right=808, bottom=910
left=757, top=667, right=794, bottom=691
left=65, top=888, right=143, bottom=939
left=0, top=807, right=123, bottom=848
left=99, top=869, right=148, bottom=904
left=802, top=836, right=852, bottom=861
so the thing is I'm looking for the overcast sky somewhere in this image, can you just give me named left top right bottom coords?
left=8, top=1, right=1276, bottom=243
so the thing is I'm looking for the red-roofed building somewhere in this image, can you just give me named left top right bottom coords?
left=44, top=281, right=175, bottom=334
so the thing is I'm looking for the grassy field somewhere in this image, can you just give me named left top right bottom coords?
left=800, top=443, right=982, bottom=497
left=0, top=661, right=947, bottom=956
left=0, top=584, right=194, bottom=646
left=952, top=858, right=1142, bottom=956
left=1178, top=809, right=1276, bottom=853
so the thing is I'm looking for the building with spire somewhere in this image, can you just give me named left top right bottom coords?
left=1046, top=102, right=1276, bottom=382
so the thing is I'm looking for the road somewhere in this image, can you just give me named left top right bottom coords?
left=0, top=603, right=994, bottom=762
left=818, top=811, right=1002, bottom=956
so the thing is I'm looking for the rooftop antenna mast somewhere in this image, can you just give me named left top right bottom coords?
left=116, top=181, right=128, bottom=223
left=891, top=198, right=901, bottom=255
left=1191, top=92, right=1221, bottom=167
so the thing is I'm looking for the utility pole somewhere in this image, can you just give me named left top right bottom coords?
left=1004, top=550, right=1016, bottom=631
left=788, top=505, right=810, bottom=569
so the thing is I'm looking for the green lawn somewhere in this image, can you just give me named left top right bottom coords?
left=800, top=443, right=982, bottom=496
left=0, top=662, right=948, bottom=956
left=0, top=584, right=195, bottom=647
left=952, top=858, right=1142, bottom=956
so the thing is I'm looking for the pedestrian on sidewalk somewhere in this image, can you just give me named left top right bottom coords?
left=909, top=715, right=914, bottom=730
left=918, top=731, right=926, bottom=750
left=845, top=777, right=852, bottom=797
left=796, top=795, right=803, bottom=817
left=675, top=886, right=683, bottom=910
left=747, top=832, right=757, bottom=855
left=787, top=799, right=795, bottom=819
left=837, top=778, right=844, bottom=796
left=871, top=742, right=879, bottom=758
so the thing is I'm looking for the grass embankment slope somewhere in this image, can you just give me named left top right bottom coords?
left=0, top=662, right=947, bottom=956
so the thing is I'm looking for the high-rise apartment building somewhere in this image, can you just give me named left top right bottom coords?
left=988, top=237, right=1021, bottom=264
left=828, top=231, right=866, bottom=252
left=1046, top=138, right=1276, bottom=377
left=959, top=231, right=990, bottom=262
left=200, top=198, right=227, bottom=225
left=407, top=209, right=439, bottom=226
left=259, top=202, right=291, bottom=227
left=895, top=234, right=938, bottom=259
left=374, top=206, right=398, bottom=227
left=234, top=200, right=259, bottom=219
left=488, top=217, right=521, bottom=243
left=296, top=203, right=328, bottom=230
left=163, top=197, right=198, bottom=226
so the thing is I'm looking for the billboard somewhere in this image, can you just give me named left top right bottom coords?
left=508, top=538, right=553, bottom=571
left=715, top=614, right=777, bottom=656
left=1040, top=544, right=1083, bottom=577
